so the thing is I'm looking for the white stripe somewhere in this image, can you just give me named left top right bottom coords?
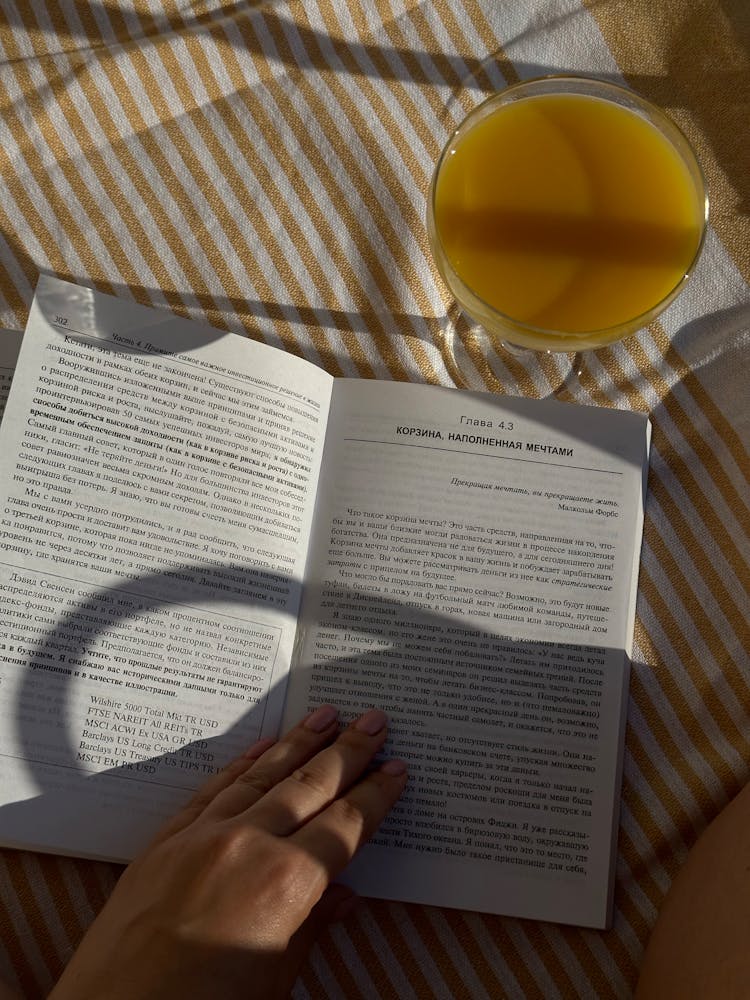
left=0, top=224, right=35, bottom=317
left=226, top=22, right=424, bottom=374
left=503, top=919, right=559, bottom=996
left=353, top=902, right=419, bottom=999
left=617, top=797, right=673, bottom=902
left=495, top=0, right=623, bottom=81
left=52, top=6, right=207, bottom=313
left=0, top=857, right=51, bottom=990
left=281, top=4, right=438, bottom=325
left=217, top=13, right=407, bottom=372
left=184, top=32, right=375, bottom=374
left=10, top=55, right=143, bottom=290
left=424, top=907, right=493, bottom=999
left=458, top=909, right=526, bottom=995
left=17, top=856, right=71, bottom=967
left=633, top=583, right=746, bottom=792
left=383, top=902, right=455, bottom=997
left=302, top=936, right=357, bottom=999
left=651, top=445, right=749, bottom=615
left=112, top=45, right=242, bottom=299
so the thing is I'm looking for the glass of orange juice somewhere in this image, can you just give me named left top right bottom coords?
left=427, top=75, right=708, bottom=391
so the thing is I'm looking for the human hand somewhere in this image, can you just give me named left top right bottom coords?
left=50, top=706, right=407, bottom=1000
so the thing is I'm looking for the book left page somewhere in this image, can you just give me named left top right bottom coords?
left=0, top=277, right=333, bottom=860
left=0, top=329, right=22, bottom=419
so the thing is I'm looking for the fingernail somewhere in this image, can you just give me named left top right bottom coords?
left=244, top=737, right=275, bottom=759
left=380, top=758, right=407, bottom=776
left=354, top=708, right=387, bottom=736
left=304, top=705, right=339, bottom=733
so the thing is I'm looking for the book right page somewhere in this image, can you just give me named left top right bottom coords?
left=284, top=380, right=650, bottom=928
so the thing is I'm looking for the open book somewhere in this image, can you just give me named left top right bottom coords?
left=0, top=277, right=650, bottom=928
left=0, top=329, right=21, bottom=415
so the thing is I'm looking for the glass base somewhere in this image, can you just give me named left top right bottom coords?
left=439, top=317, right=585, bottom=400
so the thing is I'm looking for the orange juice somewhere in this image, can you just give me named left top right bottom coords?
left=433, top=93, right=704, bottom=338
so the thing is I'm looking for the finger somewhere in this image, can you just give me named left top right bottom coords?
left=199, top=705, right=340, bottom=822
left=148, top=737, right=277, bottom=845
left=248, top=709, right=390, bottom=835
left=294, top=759, right=408, bottom=879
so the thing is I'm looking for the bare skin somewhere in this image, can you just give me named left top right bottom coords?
left=635, top=780, right=750, bottom=999
left=6, top=705, right=747, bottom=998
left=48, top=705, right=407, bottom=1000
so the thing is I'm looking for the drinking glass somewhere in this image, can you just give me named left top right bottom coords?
left=426, top=75, right=708, bottom=395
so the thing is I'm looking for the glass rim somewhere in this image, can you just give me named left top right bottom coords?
left=428, top=73, right=710, bottom=343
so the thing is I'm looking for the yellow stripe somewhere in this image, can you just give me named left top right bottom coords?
left=557, top=362, right=737, bottom=805
left=37, top=855, right=83, bottom=954
left=0, top=856, right=40, bottom=996
left=25, top=7, right=205, bottom=309
left=449, top=909, right=508, bottom=996
left=460, top=2, right=520, bottom=88
left=519, top=921, right=579, bottom=996
left=343, top=907, right=404, bottom=997
left=5, top=12, right=167, bottom=306
left=584, top=0, right=750, bottom=282
left=378, top=0, right=475, bottom=124
left=591, top=339, right=749, bottom=691
left=229, top=5, right=414, bottom=378
left=94, top=30, right=236, bottom=316
left=136, top=31, right=349, bottom=368
left=579, top=924, right=638, bottom=994
left=201, top=19, right=389, bottom=372
left=69, top=10, right=231, bottom=320
left=563, top=337, right=748, bottom=711
left=0, top=210, right=35, bottom=325
left=633, top=327, right=750, bottom=565
left=639, top=556, right=749, bottom=790
left=0, top=53, right=102, bottom=288
left=72, top=857, right=111, bottom=916
left=245, top=11, right=419, bottom=381
left=317, top=924, right=366, bottom=999
left=559, top=925, right=633, bottom=998
left=326, top=3, right=438, bottom=192
left=5, top=853, right=60, bottom=980
left=408, top=904, right=468, bottom=997
left=334, top=1, right=515, bottom=392
left=170, top=34, right=331, bottom=357
left=652, top=324, right=750, bottom=496
left=633, top=613, right=736, bottom=818
left=484, top=915, right=548, bottom=998
left=288, top=4, right=442, bottom=383
left=368, top=900, right=438, bottom=997
left=158, top=28, right=347, bottom=354
left=617, top=818, right=672, bottom=919
left=647, top=467, right=749, bottom=671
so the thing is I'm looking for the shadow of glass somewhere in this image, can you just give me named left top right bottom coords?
left=618, top=5, right=750, bottom=241
left=0, top=1, right=491, bottom=89
left=4, top=259, right=443, bottom=382
left=658, top=301, right=750, bottom=451
left=435, top=207, right=700, bottom=268
left=669, top=301, right=750, bottom=375
left=2, top=564, right=622, bottom=875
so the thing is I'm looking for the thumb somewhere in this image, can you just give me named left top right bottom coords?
left=274, top=884, right=358, bottom=997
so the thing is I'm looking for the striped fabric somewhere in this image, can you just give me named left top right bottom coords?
left=0, top=0, right=748, bottom=996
